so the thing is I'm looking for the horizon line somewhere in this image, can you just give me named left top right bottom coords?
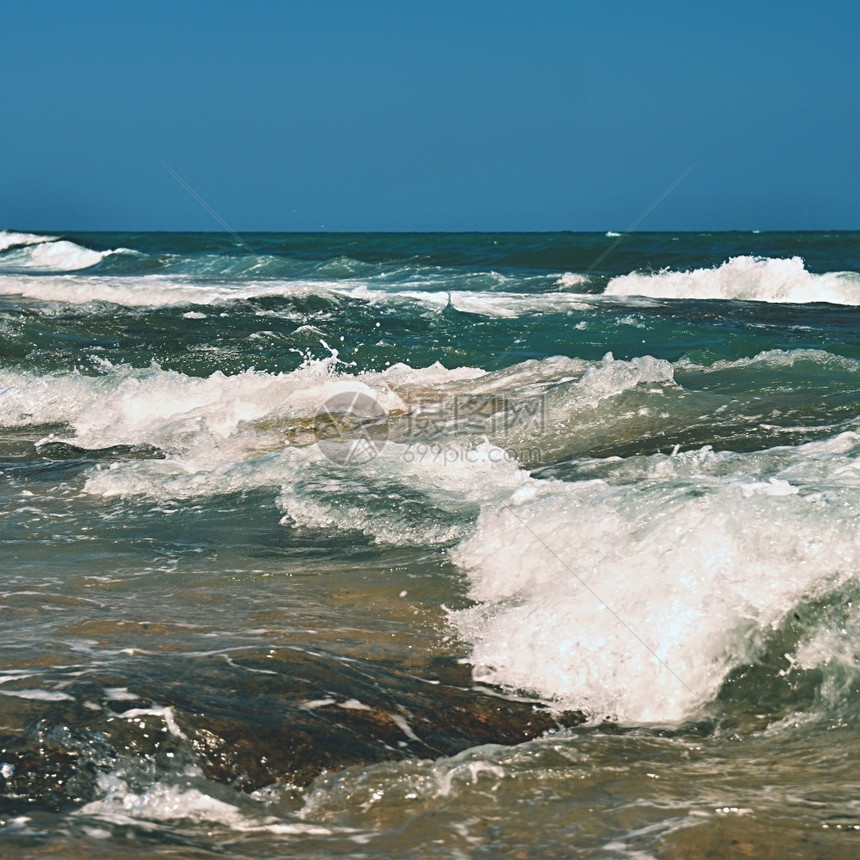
left=7, top=226, right=860, bottom=236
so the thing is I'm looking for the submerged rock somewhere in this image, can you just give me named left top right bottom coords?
left=0, top=649, right=584, bottom=813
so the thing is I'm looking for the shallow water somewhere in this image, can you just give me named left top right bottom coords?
left=0, top=230, right=858, bottom=857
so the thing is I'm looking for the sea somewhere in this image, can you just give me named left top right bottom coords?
left=0, top=229, right=858, bottom=858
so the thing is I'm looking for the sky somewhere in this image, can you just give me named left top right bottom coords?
left=2, top=0, right=859, bottom=232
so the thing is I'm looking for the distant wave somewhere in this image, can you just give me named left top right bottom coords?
left=3, top=230, right=859, bottom=309
left=0, top=230, right=56, bottom=252
left=604, top=255, right=860, bottom=305
left=0, top=271, right=594, bottom=315
left=0, top=230, right=141, bottom=273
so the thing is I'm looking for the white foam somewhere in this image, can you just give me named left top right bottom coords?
left=77, top=772, right=348, bottom=835
left=113, top=706, right=187, bottom=739
left=494, top=352, right=678, bottom=463
left=792, top=599, right=860, bottom=716
left=604, top=256, right=860, bottom=305
left=556, top=272, right=589, bottom=290
left=345, top=285, right=591, bottom=317
left=676, top=347, right=860, bottom=375
left=273, top=357, right=680, bottom=546
left=0, top=357, right=407, bottom=451
left=0, top=266, right=594, bottom=313
left=0, top=239, right=107, bottom=271
left=0, top=358, right=539, bottom=527
left=0, top=688, right=75, bottom=701
left=337, top=698, right=372, bottom=711
left=275, top=439, right=531, bottom=545
left=569, top=352, right=674, bottom=400
left=449, top=432, right=860, bottom=723
left=0, top=273, right=292, bottom=305
left=380, top=360, right=486, bottom=388
left=1, top=352, right=684, bottom=547
left=390, top=713, right=421, bottom=742
left=0, top=356, right=504, bottom=458
left=449, top=290, right=590, bottom=317
left=0, top=230, right=55, bottom=252
left=5, top=356, right=534, bottom=546
left=104, top=687, right=141, bottom=701
left=300, top=745, right=509, bottom=820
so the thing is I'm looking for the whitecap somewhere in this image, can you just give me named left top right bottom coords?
left=604, top=256, right=860, bottom=305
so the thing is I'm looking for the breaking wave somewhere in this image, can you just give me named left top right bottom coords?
left=0, top=230, right=140, bottom=273
left=604, top=256, right=860, bottom=305
left=450, top=432, right=860, bottom=722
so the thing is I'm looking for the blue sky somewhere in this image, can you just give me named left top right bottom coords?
left=2, top=1, right=858, bottom=231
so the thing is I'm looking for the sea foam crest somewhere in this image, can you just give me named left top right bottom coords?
left=0, top=266, right=591, bottom=313
left=0, top=230, right=56, bottom=252
left=0, top=239, right=109, bottom=271
left=450, top=433, right=860, bottom=723
left=78, top=772, right=351, bottom=835
left=0, top=273, right=319, bottom=305
left=605, top=256, right=860, bottom=305
left=0, top=357, right=404, bottom=449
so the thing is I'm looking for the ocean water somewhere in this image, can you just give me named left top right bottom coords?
left=0, top=229, right=858, bottom=858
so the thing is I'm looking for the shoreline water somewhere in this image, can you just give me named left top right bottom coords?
left=1, top=230, right=858, bottom=857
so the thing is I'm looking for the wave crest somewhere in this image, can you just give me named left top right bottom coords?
left=0, top=229, right=56, bottom=252
left=605, top=256, right=860, bottom=305
left=0, top=232, right=142, bottom=273
left=450, top=433, right=860, bottom=722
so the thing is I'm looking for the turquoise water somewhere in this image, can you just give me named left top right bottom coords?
left=0, top=230, right=858, bottom=857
